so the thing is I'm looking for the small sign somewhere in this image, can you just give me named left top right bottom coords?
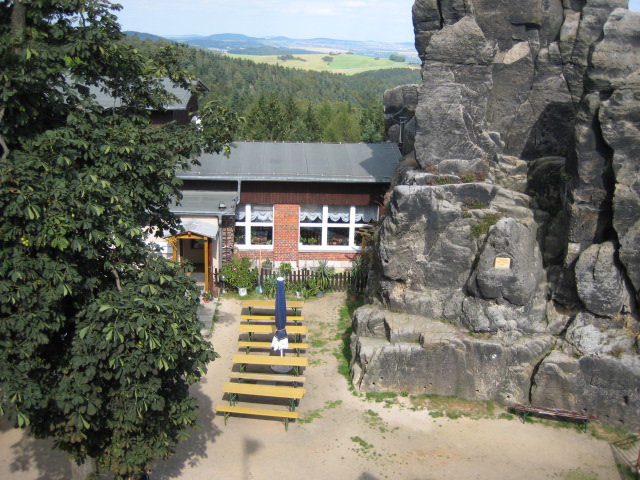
left=494, top=257, right=512, bottom=269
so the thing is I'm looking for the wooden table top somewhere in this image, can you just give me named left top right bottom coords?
left=232, top=354, right=308, bottom=367
left=242, top=299, right=304, bottom=309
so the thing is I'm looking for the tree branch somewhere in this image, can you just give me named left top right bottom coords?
left=0, top=108, right=8, bottom=160
left=112, top=268, right=123, bottom=292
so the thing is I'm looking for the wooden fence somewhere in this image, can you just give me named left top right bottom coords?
left=212, top=268, right=366, bottom=293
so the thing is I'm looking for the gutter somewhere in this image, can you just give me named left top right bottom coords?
left=176, top=174, right=392, bottom=184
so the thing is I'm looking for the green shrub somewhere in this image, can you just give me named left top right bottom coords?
left=220, top=257, right=257, bottom=289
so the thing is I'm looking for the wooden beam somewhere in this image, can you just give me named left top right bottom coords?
left=204, top=237, right=209, bottom=293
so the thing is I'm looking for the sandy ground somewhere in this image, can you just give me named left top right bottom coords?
left=0, top=293, right=624, bottom=480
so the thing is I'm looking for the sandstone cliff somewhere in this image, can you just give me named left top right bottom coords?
left=357, top=0, right=640, bottom=430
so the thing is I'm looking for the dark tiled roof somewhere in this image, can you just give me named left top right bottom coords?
left=88, top=78, right=208, bottom=110
left=171, top=190, right=237, bottom=215
left=179, top=141, right=401, bottom=183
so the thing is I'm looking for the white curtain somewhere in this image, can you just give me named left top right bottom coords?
left=300, top=204, right=323, bottom=222
left=235, top=205, right=273, bottom=222
left=327, top=205, right=350, bottom=223
left=251, top=205, right=273, bottom=222
left=355, top=205, right=378, bottom=223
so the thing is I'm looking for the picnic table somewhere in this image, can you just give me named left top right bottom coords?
left=242, top=299, right=304, bottom=314
left=232, top=353, right=308, bottom=376
left=223, top=381, right=306, bottom=411
left=240, top=314, right=305, bottom=325
left=239, top=323, right=308, bottom=343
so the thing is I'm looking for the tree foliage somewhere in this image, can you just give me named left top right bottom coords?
left=124, top=35, right=421, bottom=143
left=0, top=1, right=239, bottom=477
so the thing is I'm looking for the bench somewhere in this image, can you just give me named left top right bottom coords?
left=223, top=382, right=306, bottom=411
left=232, top=353, right=308, bottom=376
left=215, top=404, right=299, bottom=431
left=239, top=324, right=308, bottom=342
left=242, top=299, right=304, bottom=315
left=238, top=340, right=308, bottom=355
left=229, top=371, right=306, bottom=384
left=240, top=314, right=305, bottom=325
left=514, top=404, right=598, bottom=432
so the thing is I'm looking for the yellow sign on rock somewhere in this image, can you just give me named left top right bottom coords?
left=494, top=257, right=512, bottom=269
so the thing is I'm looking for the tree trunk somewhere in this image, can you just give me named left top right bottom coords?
left=70, top=457, right=97, bottom=480
left=10, top=0, right=26, bottom=40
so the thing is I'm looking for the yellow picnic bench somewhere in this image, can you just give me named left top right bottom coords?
left=232, top=353, right=308, bottom=376
left=239, top=323, right=308, bottom=342
left=240, top=314, right=305, bottom=325
left=229, top=371, right=306, bottom=384
left=238, top=340, right=308, bottom=355
left=242, top=299, right=304, bottom=314
left=223, top=381, right=306, bottom=410
left=215, top=404, right=299, bottom=431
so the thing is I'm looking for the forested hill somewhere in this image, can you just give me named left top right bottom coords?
left=124, top=36, right=421, bottom=143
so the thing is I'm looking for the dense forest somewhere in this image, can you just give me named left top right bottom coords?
left=125, top=36, right=421, bottom=143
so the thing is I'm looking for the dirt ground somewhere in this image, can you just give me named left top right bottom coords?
left=0, top=292, right=624, bottom=480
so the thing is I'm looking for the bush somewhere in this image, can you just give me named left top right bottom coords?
left=316, top=260, right=334, bottom=291
left=220, top=257, right=257, bottom=289
left=278, top=261, right=292, bottom=276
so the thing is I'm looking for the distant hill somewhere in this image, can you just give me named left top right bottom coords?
left=124, top=31, right=167, bottom=42
left=124, top=31, right=419, bottom=63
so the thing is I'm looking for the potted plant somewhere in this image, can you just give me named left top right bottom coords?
left=219, top=257, right=256, bottom=296
left=202, top=291, right=214, bottom=303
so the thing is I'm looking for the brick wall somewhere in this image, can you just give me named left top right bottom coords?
left=233, top=203, right=360, bottom=267
left=274, top=204, right=299, bottom=260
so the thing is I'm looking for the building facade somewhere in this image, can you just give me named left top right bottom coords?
left=167, top=141, right=401, bottom=289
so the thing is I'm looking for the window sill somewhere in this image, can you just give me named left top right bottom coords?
left=236, top=245, right=274, bottom=251
left=299, top=245, right=361, bottom=253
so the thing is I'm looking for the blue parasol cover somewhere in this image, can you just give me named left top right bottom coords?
left=274, top=277, right=287, bottom=340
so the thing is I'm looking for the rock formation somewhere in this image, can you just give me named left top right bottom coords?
left=363, top=0, right=640, bottom=430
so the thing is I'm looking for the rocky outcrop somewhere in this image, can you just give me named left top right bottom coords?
left=531, top=351, right=640, bottom=426
left=353, top=1, right=640, bottom=430
left=351, top=306, right=554, bottom=404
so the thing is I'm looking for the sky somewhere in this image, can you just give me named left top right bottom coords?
left=112, top=0, right=417, bottom=43
left=113, top=0, right=640, bottom=44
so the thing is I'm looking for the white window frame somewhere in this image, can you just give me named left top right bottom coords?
left=299, top=205, right=376, bottom=252
left=235, top=204, right=274, bottom=251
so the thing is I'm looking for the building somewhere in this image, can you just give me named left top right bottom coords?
left=88, top=78, right=209, bottom=125
left=166, top=141, right=401, bottom=291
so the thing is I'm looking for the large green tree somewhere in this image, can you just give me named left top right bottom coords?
left=0, top=1, right=239, bottom=478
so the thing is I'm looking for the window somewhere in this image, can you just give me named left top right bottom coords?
left=299, top=204, right=378, bottom=250
left=235, top=204, right=273, bottom=249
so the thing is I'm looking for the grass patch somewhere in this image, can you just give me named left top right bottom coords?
left=498, top=413, right=514, bottom=421
left=561, top=469, right=600, bottom=480
left=410, top=394, right=496, bottom=420
left=470, top=212, right=501, bottom=239
left=333, top=296, right=365, bottom=391
left=462, top=197, right=487, bottom=210
left=590, top=424, right=636, bottom=444
left=365, top=392, right=398, bottom=403
left=350, top=435, right=374, bottom=450
left=298, top=400, right=342, bottom=424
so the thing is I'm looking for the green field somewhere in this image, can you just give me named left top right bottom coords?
left=227, top=53, right=419, bottom=75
